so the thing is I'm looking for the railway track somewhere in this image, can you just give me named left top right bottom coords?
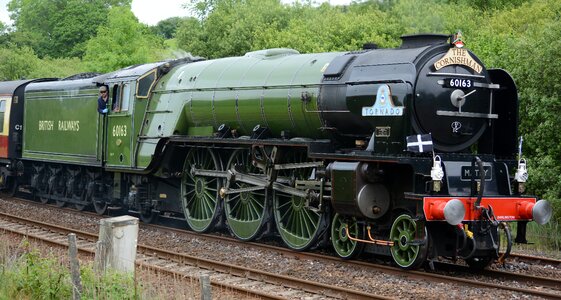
left=143, top=222, right=561, bottom=299
left=508, top=253, right=561, bottom=267
left=2, top=196, right=561, bottom=299
left=0, top=211, right=387, bottom=300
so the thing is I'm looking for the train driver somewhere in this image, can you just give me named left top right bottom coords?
left=97, top=85, right=109, bottom=114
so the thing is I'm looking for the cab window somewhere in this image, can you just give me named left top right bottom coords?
left=121, top=83, right=131, bottom=111
left=137, top=70, right=157, bottom=98
left=112, top=85, right=120, bottom=111
left=111, top=83, right=131, bottom=112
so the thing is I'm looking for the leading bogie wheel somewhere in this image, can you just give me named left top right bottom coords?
left=331, top=213, right=364, bottom=259
left=389, top=214, right=428, bottom=269
left=181, top=148, right=223, bottom=233
left=224, top=149, right=269, bottom=241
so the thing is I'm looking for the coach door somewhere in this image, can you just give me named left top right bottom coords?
left=106, top=81, right=134, bottom=168
left=0, top=98, right=9, bottom=158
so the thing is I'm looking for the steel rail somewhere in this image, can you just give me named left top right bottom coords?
left=0, top=211, right=389, bottom=300
left=3, top=196, right=561, bottom=299
left=507, top=252, right=561, bottom=267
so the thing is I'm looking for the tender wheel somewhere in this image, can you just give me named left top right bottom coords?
left=69, top=168, right=89, bottom=211
left=181, top=148, right=223, bottom=233
left=389, top=214, right=428, bottom=269
left=74, top=184, right=90, bottom=211
left=331, top=213, right=364, bottom=259
left=39, top=196, right=50, bottom=204
left=273, top=151, right=327, bottom=251
left=34, top=165, right=51, bottom=204
left=52, top=169, right=67, bottom=208
left=74, top=201, right=88, bottom=211
left=224, top=149, right=269, bottom=241
left=93, top=197, right=108, bottom=215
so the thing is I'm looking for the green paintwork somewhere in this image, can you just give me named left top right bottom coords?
left=106, top=81, right=136, bottom=168
left=224, top=149, right=268, bottom=241
left=22, top=50, right=343, bottom=171
left=272, top=150, right=326, bottom=250
left=389, top=214, right=425, bottom=269
left=331, top=213, right=362, bottom=259
left=181, top=147, right=222, bottom=232
left=135, top=49, right=341, bottom=169
left=106, top=114, right=132, bottom=167
left=273, top=190, right=323, bottom=250
left=22, top=87, right=102, bottom=165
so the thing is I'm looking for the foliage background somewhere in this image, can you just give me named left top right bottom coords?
left=0, top=0, right=560, bottom=225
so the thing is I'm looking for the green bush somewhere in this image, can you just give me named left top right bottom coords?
left=1, top=250, right=71, bottom=299
left=0, top=246, right=138, bottom=300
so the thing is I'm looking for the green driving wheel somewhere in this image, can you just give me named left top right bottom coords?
left=389, top=214, right=428, bottom=269
left=181, top=148, right=223, bottom=233
left=331, top=213, right=364, bottom=259
left=273, top=151, right=327, bottom=251
left=224, top=149, right=269, bottom=241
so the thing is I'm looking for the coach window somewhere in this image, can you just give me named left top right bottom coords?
left=0, top=100, right=5, bottom=132
left=137, top=69, right=157, bottom=99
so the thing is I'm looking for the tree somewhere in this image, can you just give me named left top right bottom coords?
left=174, top=17, right=203, bottom=52
left=0, top=45, right=39, bottom=80
left=254, top=3, right=401, bottom=53
left=186, top=0, right=221, bottom=20
left=177, top=0, right=296, bottom=58
left=152, top=17, right=184, bottom=39
left=83, top=6, right=165, bottom=73
left=7, top=0, right=132, bottom=58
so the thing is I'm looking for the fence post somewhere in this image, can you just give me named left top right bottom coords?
left=68, top=233, right=82, bottom=300
left=94, top=240, right=106, bottom=275
left=200, top=274, right=211, bottom=300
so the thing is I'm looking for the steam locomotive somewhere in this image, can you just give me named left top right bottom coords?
left=0, top=32, right=551, bottom=269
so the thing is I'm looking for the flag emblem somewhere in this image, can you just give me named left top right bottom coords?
left=406, top=134, right=433, bottom=153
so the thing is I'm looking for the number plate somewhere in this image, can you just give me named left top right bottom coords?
left=444, top=78, right=473, bottom=89
left=460, top=166, right=492, bottom=181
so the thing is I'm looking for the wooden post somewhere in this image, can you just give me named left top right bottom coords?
left=200, top=274, right=211, bottom=300
left=68, top=233, right=82, bottom=300
left=94, top=240, right=106, bottom=275
left=94, top=216, right=139, bottom=275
